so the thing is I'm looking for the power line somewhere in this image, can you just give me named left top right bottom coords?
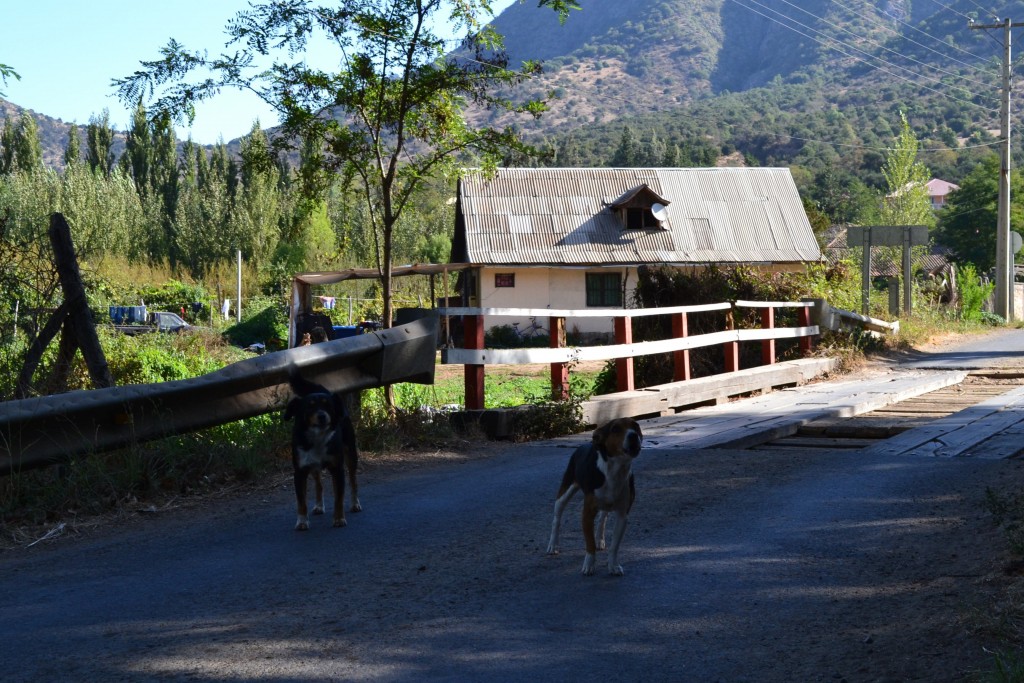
left=927, top=0, right=989, bottom=22
left=729, top=0, right=1000, bottom=112
left=738, top=0, right=988, bottom=97
left=771, top=0, right=996, bottom=87
left=833, top=0, right=996, bottom=74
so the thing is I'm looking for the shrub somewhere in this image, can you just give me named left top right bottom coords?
left=957, top=263, right=995, bottom=322
left=223, top=299, right=289, bottom=349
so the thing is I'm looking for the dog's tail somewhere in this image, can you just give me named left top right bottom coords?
left=288, top=370, right=330, bottom=397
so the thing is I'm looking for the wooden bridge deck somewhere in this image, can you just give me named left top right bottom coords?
left=635, top=368, right=1024, bottom=458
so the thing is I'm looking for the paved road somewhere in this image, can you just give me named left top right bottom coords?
left=900, top=327, right=1024, bottom=370
left=3, top=331, right=1024, bottom=681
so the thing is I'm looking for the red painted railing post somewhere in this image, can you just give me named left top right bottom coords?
left=672, top=312, right=690, bottom=382
left=799, top=305, right=813, bottom=356
left=550, top=316, right=568, bottom=400
left=464, top=314, right=485, bottom=410
left=761, top=306, right=776, bottom=365
left=614, top=315, right=634, bottom=392
left=724, top=306, right=739, bottom=373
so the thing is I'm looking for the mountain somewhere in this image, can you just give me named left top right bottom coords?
left=483, top=0, right=1005, bottom=133
left=2, top=0, right=1017, bottom=182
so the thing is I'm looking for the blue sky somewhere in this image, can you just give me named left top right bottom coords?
left=3, top=0, right=513, bottom=145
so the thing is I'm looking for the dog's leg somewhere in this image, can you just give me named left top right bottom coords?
left=345, top=447, right=361, bottom=513
left=312, top=470, right=325, bottom=515
left=606, top=513, right=629, bottom=576
left=546, top=483, right=578, bottom=555
left=596, top=511, right=609, bottom=551
left=580, top=496, right=600, bottom=575
left=328, top=464, right=347, bottom=528
left=294, top=469, right=310, bottom=531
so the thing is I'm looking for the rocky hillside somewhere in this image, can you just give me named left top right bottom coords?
left=2, top=0, right=1015, bottom=171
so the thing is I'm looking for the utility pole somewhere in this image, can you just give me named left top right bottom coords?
left=971, top=18, right=1022, bottom=320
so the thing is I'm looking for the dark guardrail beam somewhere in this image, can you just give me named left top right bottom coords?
left=0, top=315, right=438, bottom=474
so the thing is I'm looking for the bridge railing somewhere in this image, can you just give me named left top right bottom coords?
left=439, top=301, right=819, bottom=410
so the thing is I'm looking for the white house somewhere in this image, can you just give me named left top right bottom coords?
left=450, top=167, right=821, bottom=338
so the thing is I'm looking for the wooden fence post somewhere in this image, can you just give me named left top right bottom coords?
left=614, top=315, right=634, bottom=392
left=799, top=305, right=814, bottom=356
left=672, top=312, right=690, bottom=382
left=550, top=316, right=568, bottom=400
left=761, top=306, right=776, bottom=365
left=464, top=314, right=485, bottom=410
left=724, top=306, right=739, bottom=373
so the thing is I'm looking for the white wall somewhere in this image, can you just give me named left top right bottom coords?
left=476, top=266, right=638, bottom=338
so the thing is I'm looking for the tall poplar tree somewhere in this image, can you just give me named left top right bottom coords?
left=86, top=109, right=116, bottom=178
left=0, top=116, right=16, bottom=175
left=64, top=123, right=83, bottom=167
left=11, top=112, right=43, bottom=173
left=878, top=112, right=934, bottom=228
left=122, top=100, right=152, bottom=191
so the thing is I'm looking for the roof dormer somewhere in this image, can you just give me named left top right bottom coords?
left=609, top=184, right=670, bottom=230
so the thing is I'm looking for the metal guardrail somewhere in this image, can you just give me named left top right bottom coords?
left=0, top=315, right=439, bottom=474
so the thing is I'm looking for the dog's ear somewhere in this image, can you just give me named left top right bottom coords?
left=591, top=422, right=610, bottom=446
left=283, top=397, right=300, bottom=422
left=634, top=421, right=643, bottom=442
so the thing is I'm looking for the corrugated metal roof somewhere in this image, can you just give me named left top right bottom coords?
left=456, top=168, right=821, bottom=266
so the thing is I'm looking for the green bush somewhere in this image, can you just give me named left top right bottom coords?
left=223, top=299, right=289, bottom=349
left=957, top=263, right=995, bottom=322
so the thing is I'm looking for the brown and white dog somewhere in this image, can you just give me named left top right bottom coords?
left=546, top=417, right=643, bottom=576
left=283, top=373, right=361, bottom=530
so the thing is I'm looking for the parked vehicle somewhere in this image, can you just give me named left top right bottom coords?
left=110, top=307, right=193, bottom=335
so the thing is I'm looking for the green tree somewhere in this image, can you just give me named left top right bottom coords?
left=12, top=111, right=43, bottom=173
left=0, top=63, right=19, bottom=97
left=876, top=112, right=934, bottom=228
left=0, top=117, right=13, bottom=175
left=234, top=122, right=282, bottom=273
left=934, top=154, right=1024, bottom=272
left=611, top=126, right=638, bottom=166
left=121, top=100, right=152, bottom=191
left=64, top=123, right=83, bottom=167
left=146, top=112, right=180, bottom=266
left=115, top=0, right=573, bottom=339
left=86, top=109, right=116, bottom=178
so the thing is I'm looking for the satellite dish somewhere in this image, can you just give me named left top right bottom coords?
left=1013, top=231, right=1023, bottom=254
left=650, top=203, right=668, bottom=221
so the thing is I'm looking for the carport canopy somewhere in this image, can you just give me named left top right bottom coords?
left=289, top=263, right=470, bottom=347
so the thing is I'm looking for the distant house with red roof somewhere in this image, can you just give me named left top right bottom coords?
left=926, top=178, right=959, bottom=210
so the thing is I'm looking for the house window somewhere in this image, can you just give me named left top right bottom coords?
left=586, top=273, right=622, bottom=307
left=494, top=273, right=515, bottom=288
left=625, top=206, right=660, bottom=230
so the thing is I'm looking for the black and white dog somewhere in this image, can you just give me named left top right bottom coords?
left=283, top=373, right=361, bottom=530
left=546, top=418, right=643, bottom=576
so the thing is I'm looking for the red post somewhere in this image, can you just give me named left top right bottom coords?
left=761, top=306, right=776, bottom=366
left=615, top=316, right=634, bottom=392
left=550, top=316, right=568, bottom=400
left=672, top=312, right=690, bottom=382
left=464, top=314, right=485, bottom=410
left=724, top=307, right=739, bottom=373
left=799, top=305, right=813, bottom=356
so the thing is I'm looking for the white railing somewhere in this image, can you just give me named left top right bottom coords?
left=438, top=300, right=820, bottom=410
